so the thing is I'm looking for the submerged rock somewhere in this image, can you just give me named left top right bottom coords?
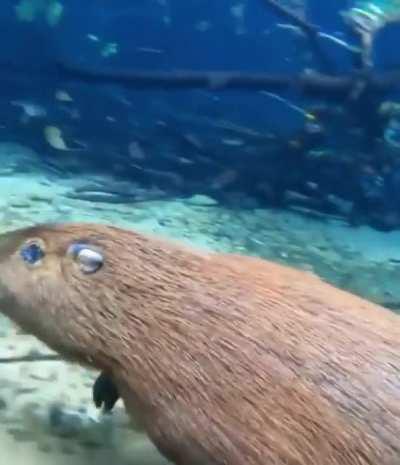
left=185, top=194, right=218, bottom=206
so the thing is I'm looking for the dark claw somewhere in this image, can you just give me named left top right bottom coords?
left=92, top=372, right=120, bottom=412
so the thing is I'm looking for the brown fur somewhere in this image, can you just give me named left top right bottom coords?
left=0, top=222, right=399, bottom=464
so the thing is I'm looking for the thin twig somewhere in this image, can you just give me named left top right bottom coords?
left=260, top=0, right=335, bottom=72
left=261, top=0, right=318, bottom=36
left=0, top=354, right=61, bottom=363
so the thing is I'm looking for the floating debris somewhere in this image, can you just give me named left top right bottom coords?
left=308, top=149, right=332, bottom=158
left=214, top=120, right=262, bottom=138
left=86, top=34, right=119, bottom=58
left=87, top=33, right=100, bottom=42
left=44, top=126, right=87, bottom=152
left=183, top=133, right=204, bottom=150
left=221, top=138, right=245, bottom=146
left=11, top=100, right=47, bottom=124
left=136, top=47, right=164, bottom=54
left=101, top=42, right=118, bottom=58
left=55, top=89, right=73, bottom=102
left=305, top=181, right=319, bottom=191
left=128, top=141, right=146, bottom=160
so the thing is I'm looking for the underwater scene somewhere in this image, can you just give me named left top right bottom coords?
left=1, top=0, right=400, bottom=464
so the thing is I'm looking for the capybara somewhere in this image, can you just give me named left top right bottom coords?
left=0, top=222, right=399, bottom=465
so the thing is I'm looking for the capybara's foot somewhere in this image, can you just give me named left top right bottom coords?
left=93, top=371, right=120, bottom=412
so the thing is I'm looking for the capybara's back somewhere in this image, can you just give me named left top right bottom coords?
left=112, top=249, right=400, bottom=465
left=0, top=223, right=398, bottom=465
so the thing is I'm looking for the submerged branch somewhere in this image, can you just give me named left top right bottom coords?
left=58, top=62, right=400, bottom=100
left=260, top=0, right=335, bottom=73
left=260, top=0, right=317, bottom=36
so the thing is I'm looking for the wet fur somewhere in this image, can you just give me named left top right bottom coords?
left=0, top=223, right=399, bottom=464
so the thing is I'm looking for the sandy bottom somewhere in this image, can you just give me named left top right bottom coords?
left=0, top=142, right=400, bottom=464
left=0, top=322, right=170, bottom=465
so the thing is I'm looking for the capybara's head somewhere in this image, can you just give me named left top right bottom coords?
left=0, top=222, right=158, bottom=369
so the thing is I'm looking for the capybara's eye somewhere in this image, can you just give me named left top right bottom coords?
left=66, top=242, right=104, bottom=274
left=20, top=241, right=45, bottom=266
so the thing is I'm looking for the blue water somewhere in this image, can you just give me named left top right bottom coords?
left=0, top=0, right=398, bottom=218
